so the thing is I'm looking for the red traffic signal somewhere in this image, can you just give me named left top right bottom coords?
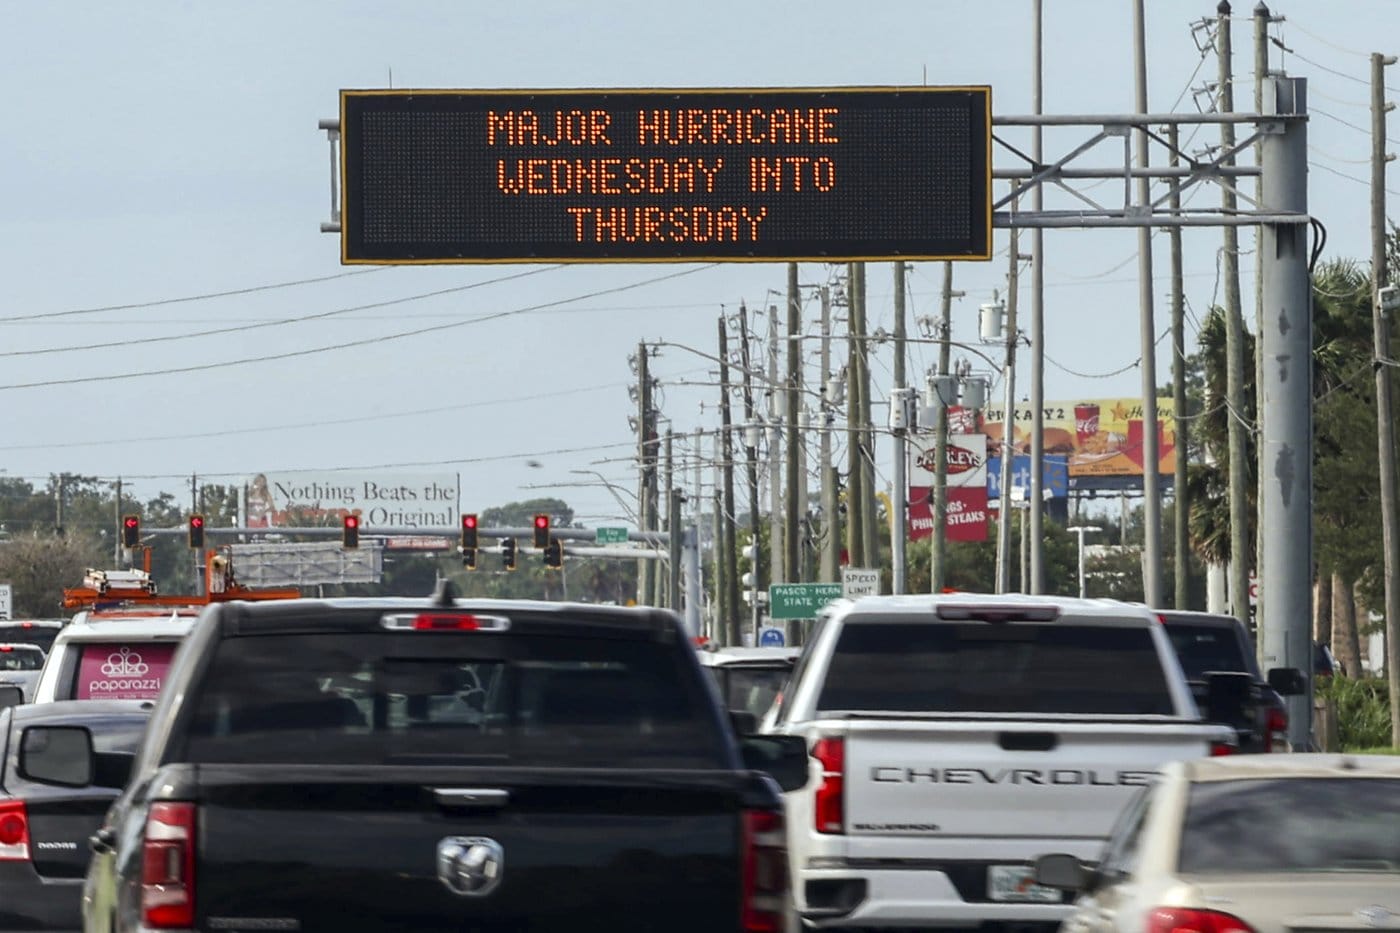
left=342, top=514, right=361, bottom=549
left=187, top=514, right=206, bottom=549
left=121, top=514, right=140, bottom=549
left=533, top=514, right=550, bottom=549
left=461, top=513, right=479, bottom=550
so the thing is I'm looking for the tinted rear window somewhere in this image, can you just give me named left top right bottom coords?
left=182, top=631, right=726, bottom=768
left=1167, top=624, right=1250, bottom=680
left=707, top=667, right=789, bottom=720
left=0, top=625, right=59, bottom=653
left=1180, top=778, right=1400, bottom=873
left=0, top=648, right=43, bottom=672
left=74, top=642, right=178, bottom=700
left=818, top=622, right=1173, bottom=715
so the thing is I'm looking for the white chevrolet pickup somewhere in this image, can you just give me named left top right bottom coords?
left=765, top=594, right=1239, bottom=932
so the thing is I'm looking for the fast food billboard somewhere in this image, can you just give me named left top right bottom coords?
left=967, top=398, right=1177, bottom=487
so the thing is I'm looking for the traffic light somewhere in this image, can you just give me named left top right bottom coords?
left=187, top=514, right=206, bottom=549
left=342, top=514, right=360, bottom=549
left=501, top=537, right=517, bottom=571
left=121, top=514, right=140, bottom=549
left=462, top=548, right=478, bottom=571
left=461, top=513, right=479, bottom=550
left=533, top=514, right=550, bottom=549
left=544, top=537, right=563, bottom=570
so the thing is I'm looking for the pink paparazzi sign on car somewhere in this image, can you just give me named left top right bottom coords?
left=75, top=643, right=178, bottom=700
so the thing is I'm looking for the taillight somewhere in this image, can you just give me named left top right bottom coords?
left=0, top=800, right=30, bottom=861
left=812, top=737, right=845, bottom=834
left=1148, top=907, right=1257, bottom=933
left=741, top=808, right=787, bottom=933
left=380, top=613, right=510, bottom=632
left=1265, top=706, right=1290, bottom=753
left=1209, top=742, right=1236, bottom=757
left=142, top=802, right=196, bottom=929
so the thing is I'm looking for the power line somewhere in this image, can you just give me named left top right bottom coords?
left=0, top=267, right=392, bottom=324
left=0, top=265, right=718, bottom=391
left=0, top=266, right=564, bottom=358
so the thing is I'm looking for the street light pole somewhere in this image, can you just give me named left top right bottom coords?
left=1067, top=525, right=1101, bottom=598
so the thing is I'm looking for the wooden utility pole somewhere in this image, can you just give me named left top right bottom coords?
left=1370, top=52, right=1400, bottom=741
left=1220, top=2, right=1252, bottom=627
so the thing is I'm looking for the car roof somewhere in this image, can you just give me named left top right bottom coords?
left=1179, top=753, right=1400, bottom=782
left=1156, top=610, right=1241, bottom=628
left=698, top=647, right=800, bottom=666
left=55, top=613, right=197, bottom=641
left=0, top=619, right=65, bottom=628
left=9, top=698, right=156, bottom=725
left=836, top=592, right=1159, bottom=624
left=0, top=643, right=45, bottom=652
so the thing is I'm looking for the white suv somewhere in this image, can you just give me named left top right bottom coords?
left=31, top=607, right=199, bottom=704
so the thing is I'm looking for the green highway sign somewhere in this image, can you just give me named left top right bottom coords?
left=769, top=582, right=843, bottom=620
left=595, top=527, right=629, bottom=544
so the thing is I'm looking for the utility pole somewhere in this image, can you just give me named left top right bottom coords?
left=1028, top=0, right=1047, bottom=594
left=996, top=238, right=1021, bottom=594
left=661, top=430, right=675, bottom=608
left=635, top=342, right=654, bottom=606
left=819, top=286, right=840, bottom=582
left=846, top=264, right=866, bottom=569
left=1371, top=52, right=1400, bottom=742
left=113, top=477, right=122, bottom=564
left=855, top=263, right=879, bottom=571
left=55, top=474, right=66, bottom=535
left=1219, top=1, right=1252, bottom=628
left=767, top=303, right=784, bottom=585
left=1254, top=1, right=1272, bottom=634
left=1134, top=0, right=1164, bottom=609
left=786, top=263, right=803, bottom=587
left=931, top=262, right=955, bottom=592
left=1169, top=122, right=1191, bottom=610
left=737, top=307, right=764, bottom=639
left=892, top=260, right=908, bottom=588
left=718, top=316, right=740, bottom=644
left=668, top=485, right=682, bottom=612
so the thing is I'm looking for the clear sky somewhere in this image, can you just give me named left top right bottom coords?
left=1, top=1, right=1395, bottom=530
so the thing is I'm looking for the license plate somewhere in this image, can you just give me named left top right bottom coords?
left=987, top=864, right=1062, bottom=903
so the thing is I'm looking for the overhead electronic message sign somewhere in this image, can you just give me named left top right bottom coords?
left=339, top=86, right=991, bottom=264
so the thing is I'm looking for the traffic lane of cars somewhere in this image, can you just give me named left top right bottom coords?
left=1036, top=754, right=1400, bottom=933
left=0, top=700, right=150, bottom=933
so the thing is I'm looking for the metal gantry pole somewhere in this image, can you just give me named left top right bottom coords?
left=1258, top=76, right=1312, bottom=748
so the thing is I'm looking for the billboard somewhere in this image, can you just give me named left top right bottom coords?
left=908, top=432, right=988, bottom=542
left=339, top=86, right=991, bottom=263
left=973, top=398, right=1177, bottom=485
left=242, top=472, right=459, bottom=529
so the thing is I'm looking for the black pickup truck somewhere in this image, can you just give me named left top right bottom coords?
left=81, top=589, right=807, bottom=933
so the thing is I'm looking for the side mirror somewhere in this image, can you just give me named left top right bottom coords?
left=739, top=734, right=810, bottom=792
left=729, top=710, right=758, bottom=735
left=1205, top=671, right=1255, bottom=726
left=19, top=725, right=94, bottom=787
left=0, top=685, right=23, bottom=710
left=1267, top=667, right=1306, bottom=697
left=1033, top=852, right=1093, bottom=891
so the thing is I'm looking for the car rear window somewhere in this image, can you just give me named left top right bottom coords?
left=1180, top=778, right=1400, bottom=873
left=0, top=648, right=43, bottom=672
left=181, top=631, right=726, bottom=768
left=0, top=625, right=59, bottom=653
left=818, top=621, right=1174, bottom=715
left=74, top=642, right=179, bottom=700
left=708, top=667, right=789, bottom=720
left=1166, top=624, right=1250, bottom=681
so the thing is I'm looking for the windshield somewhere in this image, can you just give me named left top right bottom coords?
left=181, top=631, right=726, bottom=768
left=819, top=621, right=1173, bottom=715
left=1180, top=778, right=1400, bottom=873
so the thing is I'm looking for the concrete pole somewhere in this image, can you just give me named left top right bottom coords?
left=931, top=262, right=955, bottom=592
left=683, top=523, right=702, bottom=639
left=737, top=307, right=764, bottom=640
left=996, top=241, right=1021, bottom=594
left=1254, top=2, right=1271, bottom=635
left=894, top=261, right=908, bottom=388
left=856, top=265, right=880, bottom=569
left=1169, top=122, right=1191, bottom=610
left=786, top=264, right=803, bottom=585
left=891, top=388, right=910, bottom=594
left=819, top=287, right=840, bottom=582
left=659, top=430, right=674, bottom=608
left=668, top=486, right=682, bottom=612
left=1370, top=53, right=1400, bottom=742
left=847, top=264, right=866, bottom=569
left=767, top=303, right=784, bottom=585
left=1029, top=0, right=1047, bottom=594
left=718, top=316, right=740, bottom=644
left=1220, top=2, right=1253, bottom=629
left=1134, top=0, right=1164, bottom=608
left=636, top=342, right=653, bottom=605
left=1258, top=75, right=1312, bottom=748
